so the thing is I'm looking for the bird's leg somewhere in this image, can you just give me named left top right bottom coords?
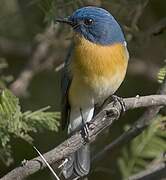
left=80, top=108, right=90, bottom=142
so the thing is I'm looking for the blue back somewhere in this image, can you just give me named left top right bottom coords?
left=68, top=6, right=125, bottom=45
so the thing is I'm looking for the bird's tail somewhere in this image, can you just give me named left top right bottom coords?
left=62, top=106, right=94, bottom=179
left=62, top=144, right=90, bottom=179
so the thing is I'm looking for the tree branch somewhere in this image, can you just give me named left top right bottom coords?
left=147, top=17, right=166, bottom=36
left=93, top=78, right=166, bottom=162
left=1, top=94, right=166, bottom=180
left=9, top=24, right=66, bottom=97
left=129, top=160, right=166, bottom=180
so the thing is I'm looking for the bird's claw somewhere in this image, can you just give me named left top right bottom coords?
left=102, top=95, right=126, bottom=117
left=21, top=159, right=28, bottom=166
left=81, top=121, right=90, bottom=143
left=80, top=108, right=90, bottom=142
left=112, top=95, right=126, bottom=114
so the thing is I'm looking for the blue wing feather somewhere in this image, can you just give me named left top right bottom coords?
left=61, top=43, right=73, bottom=130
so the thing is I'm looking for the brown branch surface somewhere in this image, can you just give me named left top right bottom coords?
left=1, top=94, right=166, bottom=180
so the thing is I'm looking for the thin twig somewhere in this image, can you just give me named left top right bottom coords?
left=147, top=17, right=166, bottom=36
left=33, top=146, right=60, bottom=180
left=131, top=0, right=149, bottom=30
left=129, top=160, right=166, bottom=180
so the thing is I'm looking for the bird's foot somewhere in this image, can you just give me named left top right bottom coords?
left=102, top=95, right=126, bottom=117
left=81, top=121, right=96, bottom=143
left=80, top=108, right=95, bottom=143
left=111, top=95, right=126, bottom=115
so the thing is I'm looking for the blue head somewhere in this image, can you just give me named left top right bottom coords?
left=56, top=6, right=125, bottom=45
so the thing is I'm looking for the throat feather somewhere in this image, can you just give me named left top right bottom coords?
left=71, top=37, right=128, bottom=81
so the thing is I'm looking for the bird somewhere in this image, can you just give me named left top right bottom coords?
left=56, top=6, right=129, bottom=179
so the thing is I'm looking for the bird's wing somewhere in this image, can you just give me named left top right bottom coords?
left=61, top=43, right=73, bottom=130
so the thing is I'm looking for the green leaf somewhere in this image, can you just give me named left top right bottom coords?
left=118, top=116, right=166, bottom=179
left=0, top=89, right=60, bottom=166
left=158, top=65, right=166, bottom=83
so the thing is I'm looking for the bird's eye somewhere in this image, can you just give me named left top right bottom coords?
left=84, top=18, right=93, bottom=25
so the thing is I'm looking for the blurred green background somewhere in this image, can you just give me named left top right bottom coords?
left=0, top=0, right=166, bottom=179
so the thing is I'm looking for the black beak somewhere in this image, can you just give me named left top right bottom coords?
left=55, top=18, right=75, bottom=26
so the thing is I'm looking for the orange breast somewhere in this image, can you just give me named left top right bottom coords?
left=69, top=36, right=129, bottom=106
